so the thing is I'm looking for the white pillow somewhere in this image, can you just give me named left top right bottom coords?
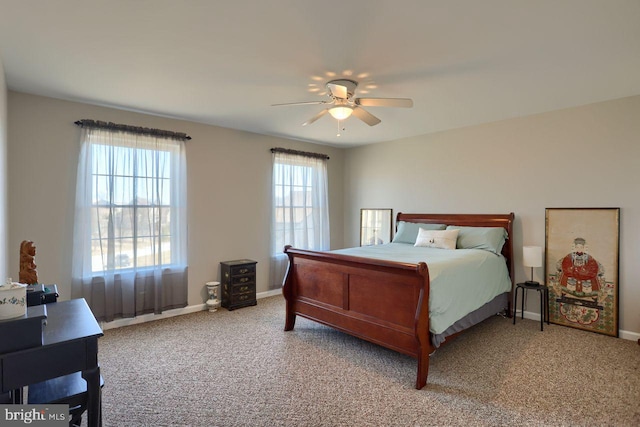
left=414, top=228, right=459, bottom=250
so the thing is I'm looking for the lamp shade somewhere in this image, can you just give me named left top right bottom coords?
left=328, top=106, right=353, bottom=120
left=523, top=246, right=542, bottom=268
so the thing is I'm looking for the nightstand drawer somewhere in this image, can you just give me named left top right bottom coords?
left=231, top=283, right=255, bottom=295
left=233, top=293, right=254, bottom=304
left=231, top=264, right=256, bottom=276
left=230, top=275, right=254, bottom=285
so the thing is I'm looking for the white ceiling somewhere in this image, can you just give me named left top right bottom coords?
left=1, top=0, right=639, bottom=147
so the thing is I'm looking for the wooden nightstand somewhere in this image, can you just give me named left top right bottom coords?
left=221, top=259, right=257, bottom=310
left=513, top=282, right=550, bottom=331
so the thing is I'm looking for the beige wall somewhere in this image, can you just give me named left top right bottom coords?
left=0, top=58, right=7, bottom=281
left=6, top=91, right=345, bottom=305
left=344, top=95, right=640, bottom=337
left=6, top=89, right=639, bottom=337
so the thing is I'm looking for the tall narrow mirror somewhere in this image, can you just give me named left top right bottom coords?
left=360, top=209, right=392, bottom=246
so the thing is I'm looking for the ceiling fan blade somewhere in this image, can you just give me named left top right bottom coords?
left=352, top=106, right=381, bottom=126
left=272, top=100, right=328, bottom=107
left=327, top=83, right=348, bottom=99
left=302, top=109, right=329, bottom=126
left=355, top=98, right=413, bottom=108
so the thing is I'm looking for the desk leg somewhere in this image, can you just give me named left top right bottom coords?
left=82, top=365, right=102, bottom=427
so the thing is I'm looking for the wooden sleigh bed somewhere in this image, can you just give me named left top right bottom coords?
left=282, top=212, right=515, bottom=389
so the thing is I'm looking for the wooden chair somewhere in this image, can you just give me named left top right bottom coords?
left=28, top=371, right=104, bottom=427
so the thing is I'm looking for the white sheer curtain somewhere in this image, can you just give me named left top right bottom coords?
left=270, top=151, right=330, bottom=288
left=72, top=126, right=188, bottom=321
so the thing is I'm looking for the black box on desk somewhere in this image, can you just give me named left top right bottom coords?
left=26, top=284, right=45, bottom=306
left=26, top=284, right=59, bottom=306
left=0, top=304, right=47, bottom=353
left=42, top=285, right=59, bottom=304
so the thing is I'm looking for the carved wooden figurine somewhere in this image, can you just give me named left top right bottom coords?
left=19, top=240, right=39, bottom=285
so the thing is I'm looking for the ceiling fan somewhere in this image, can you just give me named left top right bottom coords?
left=272, top=79, right=413, bottom=127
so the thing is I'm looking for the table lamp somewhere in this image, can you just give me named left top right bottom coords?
left=523, top=246, right=542, bottom=285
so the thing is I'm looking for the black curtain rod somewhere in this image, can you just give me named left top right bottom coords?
left=74, top=119, right=191, bottom=141
left=270, top=147, right=329, bottom=160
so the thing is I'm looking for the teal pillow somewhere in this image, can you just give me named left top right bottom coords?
left=445, top=226, right=508, bottom=254
left=392, top=222, right=446, bottom=244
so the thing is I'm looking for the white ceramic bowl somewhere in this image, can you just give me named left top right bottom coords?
left=0, top=282, right=27, bottom=320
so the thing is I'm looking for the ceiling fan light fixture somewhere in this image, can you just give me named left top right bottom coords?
left=329, top=106, right=353, bottom=120
left=273, top=78, right=412, bottom=129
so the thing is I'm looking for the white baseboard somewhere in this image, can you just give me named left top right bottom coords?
left=257, top=288, right=283, bottom=299
left=101, top=296, right=638, bottom=341
left=101, top=304, right=206, bottom=330
left=101, top=288, right=283, bottom=331
left=619, top=329, right=640, bottom=342
left=515, top=309, right=639, bottom=342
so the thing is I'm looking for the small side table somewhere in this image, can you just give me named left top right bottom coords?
left=513, top=282, right=550, bottom=331
left=221, top=259, right=257, bottom=310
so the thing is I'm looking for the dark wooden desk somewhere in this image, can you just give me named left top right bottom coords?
left=0, top=299, right=103, bottom=426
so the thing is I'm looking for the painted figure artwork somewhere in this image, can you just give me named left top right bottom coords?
left=19, top=240, right=39, bottom=285
left=545, top=208, right=619, bottom=337
left=555, top=237, right=607, bottom=323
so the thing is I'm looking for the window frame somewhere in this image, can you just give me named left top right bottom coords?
left=87, top=136, right=182, bottom=274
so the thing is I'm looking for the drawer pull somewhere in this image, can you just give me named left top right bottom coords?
left=239, top=277, right=249, bottom=283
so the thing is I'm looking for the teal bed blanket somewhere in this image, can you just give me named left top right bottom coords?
left=330, top=243, right=512, bottom=335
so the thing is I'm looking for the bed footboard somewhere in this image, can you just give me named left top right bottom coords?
left=282, top=246, right=432, bottom=389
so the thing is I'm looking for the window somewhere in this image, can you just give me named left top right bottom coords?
left=270, top=150, right=329, bottom=287
left=90, top=140, right=176, bottom=272
left=72, top=123, right=188, bottom=321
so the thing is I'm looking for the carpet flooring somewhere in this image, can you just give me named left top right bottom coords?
left=95, top=295, right=640, bottom=426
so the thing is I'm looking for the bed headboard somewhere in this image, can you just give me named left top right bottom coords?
left=396, top=212, right=515, bottom=286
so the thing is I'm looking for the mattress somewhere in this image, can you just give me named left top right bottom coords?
left=330, top=243, right=512, bottom=335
